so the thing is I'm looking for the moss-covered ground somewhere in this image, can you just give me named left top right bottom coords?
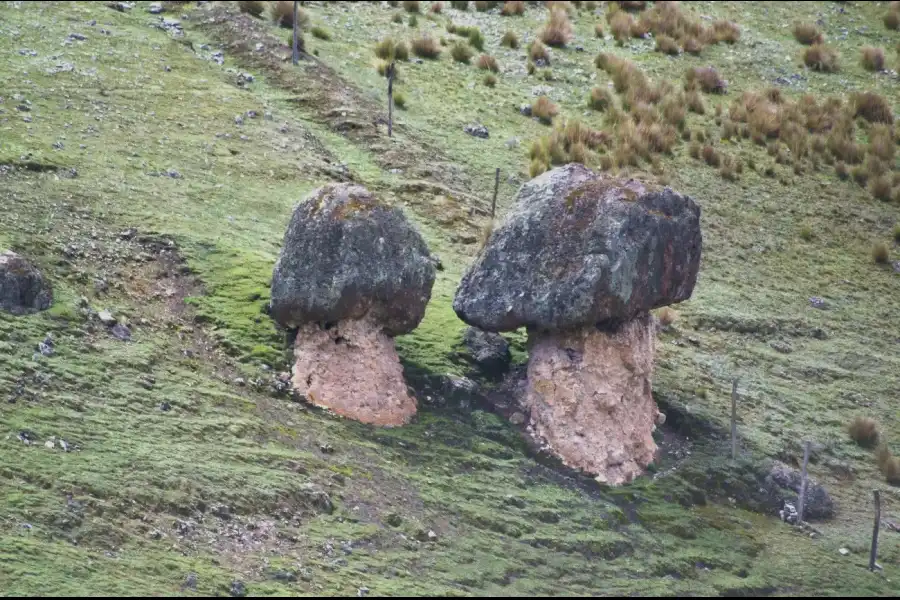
left=1, top=0, right=899, bottom=596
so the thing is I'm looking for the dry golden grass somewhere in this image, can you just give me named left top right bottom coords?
left=873, top=241, right=890, bottom=263
left=682, top=36, right=701, bottom=55
left=616, top=0, right=646, bottom=10
left=541, top=7, right=573, bottom=47
left=861, top=46, right=885, bottom=71
left=271, top=0, right=307, bottom=29
left=702, top=144, right=720, bottom=167
left=803, top=44, right=839, bottom=72
left=870, top=176, right=893, bottom=201
left=719, top=154, right=740, bottom=181
left=529, top=39, right=550, bottom=63
left=476, top=54, right=499, bottom=72
left=708, top=20, right=739, bottom=44
left=483, top=73, right=497, bottom=87
left=431, top=1, right=443, bottom=12
left=657, top=307, right=678, bottom=326
left=886, top=10, right=900, bottom=30
left=793, top=22, right=823, bottom=45
left=500, top=30, right=519, bottom=49
left=501, top=0, right=525, bottom=15
left=411, top=35, right=441, bottom=58
left=851, top=92, right=894, bottom=124
left=532, top=95, right=559, bottom=124
left=876, top=445, right=900, bottom=484
left=238, top=0, right=265, bottom=17
left=610, top=11, right=634, bottom=44
left=685, top=90, right=705, bottom=114
left=686, top=67, right=726, bottom=94
left=595, top=22, right=604, bottom=38
left=655, top=34, right=680, bottom=55
left=868, top=125, right=896, bottom=163
left=403, top=0, right=421, bottom=13
left=588, top=86, right=612, bottom=111
left=848, top=417, right=880, bottom=448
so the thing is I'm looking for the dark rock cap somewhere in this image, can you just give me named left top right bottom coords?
left=271, top=183, right=436, bottom=336
left=453, top=164, right=702, bottom=332
left=0, top=251, right=53, bottom=316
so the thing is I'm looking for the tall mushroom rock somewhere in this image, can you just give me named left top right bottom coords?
left=270, top=183, right=436, bottom=426
left=453, top=164, right=702, bottom=484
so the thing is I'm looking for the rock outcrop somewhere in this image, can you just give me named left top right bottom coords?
left=0, top=251, right=53, bottom=315
left=271, top=183, right=436, bottom=426
left=462, top=326, right=511, bottom=377
left=453, top=164, right=702, bottom=485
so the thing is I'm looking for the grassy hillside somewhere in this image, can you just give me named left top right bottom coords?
left=1, top=0, right=899, bottom=596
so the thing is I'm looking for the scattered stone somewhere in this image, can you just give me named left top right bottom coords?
left=0, top=251, right=53, bottom=315
left=518, top=104, right=532, bottom=116
left=271, top=183, right=435, bottom=426
left=229, top=580, right=247, bottom=598
left=808, top=296, right=827, bottom=310
left=159, top=401, right=171, bottom=412
left=37, top=333, right=54, bottom=357
left=462, top=327, right=511, bottom=376
left=505, top=137, right=519, bottom=149
left=97, top=310, right=116, bottom=326
left=18, top=49, right=37, bottom=56
left=17, top=430, right=38, bottom=445
left=770, top=340, right=793, bottom=354
left=357, top=588, right=369, bottom=597
left=427, top=530, right=437, bottom=541
left=779, top=500, right=799, bottom=524
left=765, top=461, right=834, bottom=520
left=838, top=548, right=850, bottom=556
left=234, top=115, right=244, bottom=126
left=148, top=2, right=163, bottom=14
left=319, top=443, right=334, bottom=454
left=67, top=32, right=87, bottom=41
left=181, top=573, right=197, bottom=591
left=463, top=123, right=489, bottom=139
left=106, top=1, right=134, bottom=12
left=110, top=323, right=131, bottom=341
left=234, top=377, right=246, bottom=387
left=509, top=411, right=525, bottom=426
left=237, top=72, right=254, bottom=86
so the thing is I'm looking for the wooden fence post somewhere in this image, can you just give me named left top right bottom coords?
left=796, top=441, right=810, bottom=525
left=491, top=168, right=500, bottom=219
left=731, top=379, right=738, bottom=461
left=387, top=61, right=395, bottom=138
left=870, top=490, right=881, bottom=571
left=292, top=1, right=300, bottom=65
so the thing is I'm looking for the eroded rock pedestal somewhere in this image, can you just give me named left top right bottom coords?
left=0, top=250, right=53, bottom=315
left=270, top=183, right=435, bottom=426
left=525, top=315, right=661, bottom=485
left=290, top=318, right=416, bottom=426
left=453, top=164, right=702, bottom=484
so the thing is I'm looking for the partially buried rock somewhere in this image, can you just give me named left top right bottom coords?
left=765, top=460, right=834, bottom=520
left=0, top=251, right=53, bottom=315
left=453, top=164, right=702, bottom=485
left=271, top=183, right=435, bottom=426
left=462, top=326, right=511, bottom=376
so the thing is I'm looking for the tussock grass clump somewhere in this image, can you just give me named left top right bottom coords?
left=702, top=144, right=720, bottom=167
left=793, top=22, right=823, bottom=45
left=483, top=73, right=497, bottom=87
left=708, top=19, right=739, bottom=44
left=861, top=46, right=885, bottom=71
left=719, top=154, right=740, bottom=180
left=657, top=307, right=678, bottom=327
left=431, top=2, right=444, bottom=13
left=501, top=0, right=525, bottom=15
left=529, top=119, right=609, bottom=175
left=450, top=0, right=469, bottom=8
left=886, top=9, right=900, bottom=31
left=475, top=0, right=498, bottom=11
left=392, top=12, right=405, bottom=23
left=529, top=39, right=550, bottom=63
left=238, top=0, right=265, bottom=17
left=375, top=37, right=409, bottom=61
left=873, top=242, right=890, bottom=263
left=589, top=86, right=612, bottom=111
left=851, top=92, right=894, bottom=124
left=477, top=54, right=499, bottom=72
left=541, top=7, right=573, bottom=47
left=610, top=12, right=634, bottom=45
left=595, top=22, right=604, bottom=38
left=501, top=30, right=519, bottom=48
left=532, top=95, right=559, bottom=124
left=848, top=417, right=880, bottom=448
left=468, top=27, right=485, bottom=50
left=876, top=445, right=900, bottom=484
left=870, top=176, right=893, bottom=202
left=686, top=90, right=705, bottom=114
left=412, top=35, right=441, bottom=58
left=393, top=90, right=408, bottom=109
left=803, top=44, right=839, bottom=72
left=272, top=1, right=308, bottom=29
left=868, top=124, right=896, bottom=162
left=403, top=0, right=421, bottom=13
left=893, top=223, right=900, bottom=243
left=682, top=36, right=701, bottom=54
left=450, top=42, right=473, bottom=63
left=685, top=67, right=726, bottom=94
left=656, top=34, right=680, bottom=55
left=311, top=26, right=331, bottom=40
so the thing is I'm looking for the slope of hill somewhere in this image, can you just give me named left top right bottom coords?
left=1, top=0, right=899, bottom=596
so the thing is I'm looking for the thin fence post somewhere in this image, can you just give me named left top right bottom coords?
left=731, top=379, right=738, bottom=461
left=387, top=61, right=395, bottom=138
left=870, top=490, right=881, bottom=571
left=797, top=441, right=810, bottom=525
left=292, top=1, right=300, bottom=65
left=491, top=168, right=500, bottom=219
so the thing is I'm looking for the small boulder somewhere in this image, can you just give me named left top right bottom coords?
left=0, top=251, right=53, bottom=315
left=462, top=327, right=511, bottom=376
left=764, top=461, right=834, bottom=520
left=463, top=124, right=489, bottom=139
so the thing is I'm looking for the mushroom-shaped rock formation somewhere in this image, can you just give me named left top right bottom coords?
left=453, top=164, right=702, bottom=484
left=0, top=251, right=53, bottom=316
left=271, top=183, right=436, bottom=426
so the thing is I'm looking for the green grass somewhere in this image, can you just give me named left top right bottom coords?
left=1, top=0, right=899, bottom=596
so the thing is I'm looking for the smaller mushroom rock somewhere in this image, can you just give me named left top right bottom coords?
left=271, top=183, right=435, bottom=426
left=0, top=251, right=53, bottom=315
